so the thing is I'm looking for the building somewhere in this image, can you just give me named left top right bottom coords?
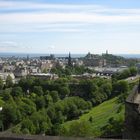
left=30, top=73, right=59, bottom=80
left=0, top=72, right=15, bottom=83
left=40, top=54, right=55, bottom=60
left=14, top=67, right=28, bottom=77
left=83, top=52, right=106, bottom=67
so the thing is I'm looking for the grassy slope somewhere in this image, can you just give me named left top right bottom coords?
left=61, top=97, right=125, bottom=136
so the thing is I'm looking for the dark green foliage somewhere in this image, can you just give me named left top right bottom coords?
left=129, top=67, right=138, bottom=76
left=30, top=110, right=52, bottom=134
left=0, top=77, right=3, bottom=90
left=101, top=117, right=124, bottom=137
left=11, top=87, right=23, bottom=97
left=51, top=65, right=94, bottom=77
left=18, top=98, right=36, bottom=117
left=59, top=86, right=70, bottom=99
left=112, top=80, right=129, bottom=97
left=35, top=96, right=46, bottom=110
left=0, top=76, right=130, bottom=136
left=21, top=118, right=36, bottom=134
left=102, top=54, right=125, bottom=67
left=18, top=77, right=35, bottom=92
left=2, top=103, right=21, bottom=129
left=60, top=121, right=93, bottom=137
left=6, top=75, right=13, bottom=88
left=112, top=67, right=138, bottom=80
left=33, top=86, right=43, bottom=96
left=49, top=91, right=59, bottom=102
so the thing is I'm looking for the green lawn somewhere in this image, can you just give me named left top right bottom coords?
left=61, top=97, right=125, bottom=137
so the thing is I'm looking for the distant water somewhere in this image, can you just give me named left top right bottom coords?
left=117, top=54, right=140, bottom=58
left=0, top=53, right=85, bottom=58
left=0, top=52, right=140, bottom=58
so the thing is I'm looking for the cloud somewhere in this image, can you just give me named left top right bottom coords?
left=0, top=1, right=140, bottom=34
left=48, top=45, right=55, bottom=50
left=0, top=1, right=101, bottom=10
left=1, top=12, right=140, bottom=24
left=0, top=41, right=32, bottom=52
left=0, top=41, right=18, bottom=48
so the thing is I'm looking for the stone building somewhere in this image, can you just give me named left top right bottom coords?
left=124, top=80, right=140, bottom=139
left=83, top=53, right=106, bottom=67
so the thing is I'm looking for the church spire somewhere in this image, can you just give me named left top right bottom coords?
left=68, top=52, right=72, bottom=67
left=106, top=50, right=108, bottom=55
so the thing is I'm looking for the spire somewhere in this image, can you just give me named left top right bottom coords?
left=68, top=52, right=72, bottom=67
left=106, top=50, right=108, bottom=55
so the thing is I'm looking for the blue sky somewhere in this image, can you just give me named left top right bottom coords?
left=0, top=0, right=140, bottom=54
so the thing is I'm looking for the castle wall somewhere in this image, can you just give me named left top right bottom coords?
left=124, top=85, right=140, bottom=139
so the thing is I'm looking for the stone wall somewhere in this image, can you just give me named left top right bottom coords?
left=0, top=134, right=125, bottom=140
left=124, top=85, right=140, bottom=139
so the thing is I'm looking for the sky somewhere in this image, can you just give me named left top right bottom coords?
left=0, top=0, right=140, bottom=54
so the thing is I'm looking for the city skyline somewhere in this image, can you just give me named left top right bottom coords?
left=0, top=0, right=140, bottom=54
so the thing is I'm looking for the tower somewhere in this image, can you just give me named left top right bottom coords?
left=68, top=52, right=72, bottom=67
left=27, top=54, right=29, bottom=61
left=106, top=50, right=108, bottom=55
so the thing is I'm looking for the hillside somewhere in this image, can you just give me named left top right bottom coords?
left=61, top=97, right=125, bottom=137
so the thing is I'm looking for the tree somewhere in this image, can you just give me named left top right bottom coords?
left=35, top=96, right=46, bottom=110
left=60, top=121, right=93, bottom=137
left=18, top=99, right=36, bottom=117
left=33, top=86, right=43, bottom=96
left=0, top=77, right=3, bottom=90
left=59, top=86, right=70, bottom=99
left=129, top=67, right=138, bottom=76
left=30, top=110, right=52, bottom=134
left=21, top=118, right=36, bottom=134
left=119, top=69, right=130, bottom=79
left=50, top=91, right=59, bottom=102
left=2, top=103, right=21, bottom=129
left=6, top=75, right=13, bottom=88
left=19, top=77, right=35, bottom=92
left=11, top=87, right=23, bottom=97
left=44, top=94, right=53, bottom=107
left=101, top=117, right=124, bottom=136
left=112, top=80, right=129, bottom=97
left=100, top=83, right=112, bottom=98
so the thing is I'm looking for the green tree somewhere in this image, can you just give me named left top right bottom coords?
left=101, top=117, right=124, bottom=136
left=59, top=86, right=70, bottom=99
left=33, top=86, right=43, bottom=96
left=11, top=87, right=23, bottom=97
left=112, top=80, right=129, bottom=97
left=35, top=96, right=46, bottom=110
left=0, top=77, right=3, bottom=90
left=50, top=91, right=59, bottom=102
left=30, top=110, right=52, bottom=134
left=60, top=121, right=93, bottom=137
left=6, top=75, right=13, bottom=88
left=129, top=67, right=138, bottom=76
left=21, top=118, right=36, bottom=134
left=2, top=103, right=21, bottom=129
left=100, top=83, right=112, bottom=97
